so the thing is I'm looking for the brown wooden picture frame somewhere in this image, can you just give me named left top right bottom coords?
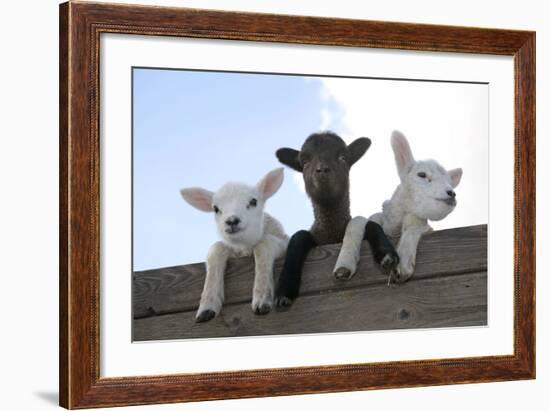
left=59, top=1, right=535, bottom=408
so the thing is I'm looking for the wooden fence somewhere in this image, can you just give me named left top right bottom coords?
left=133, top=224, right=487, bottom=341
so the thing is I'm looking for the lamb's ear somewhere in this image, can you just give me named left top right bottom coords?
left=276, top=148, right=302, bottom=172
left=391, top=130, right=415, bottom=181
left=448, top=168, right=463, bottom=188
left=257, top=167, right=284, bottom=200
left=179, top=187, right=214, bottom=212
left=347, top=137, right=371, bottom=166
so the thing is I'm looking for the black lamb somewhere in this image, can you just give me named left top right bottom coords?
left=275, top=131, right=399, bottom=308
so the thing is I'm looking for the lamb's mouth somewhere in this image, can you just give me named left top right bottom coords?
left=225, top=227, right=243, bottom=234
left=312, top=173, right=333, bottom=185
left=437, top=198, right=457, bottom=207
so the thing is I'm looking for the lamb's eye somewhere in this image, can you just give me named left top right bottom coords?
left=338, top=155, right=346, bottom=162
left=213, top=205, right=220, bottom=214
left=417, top=172, right=427, bottom=179
left=248, top=198, right=257, bottom=208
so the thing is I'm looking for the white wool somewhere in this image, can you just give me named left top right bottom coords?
left=180, top=168, right=289, bottom=319
left=335, top=131, right=462, bottom=281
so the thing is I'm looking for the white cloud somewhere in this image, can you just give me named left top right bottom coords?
left=293, top=172, right=306, bottom=193
left=319, top=108, right=333, bottom=130
left=316, top=77, right=488, bottom=230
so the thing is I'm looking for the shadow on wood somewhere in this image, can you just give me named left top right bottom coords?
left=133, top=224, right=487, bottom=341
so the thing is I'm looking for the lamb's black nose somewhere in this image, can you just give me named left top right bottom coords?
left=446, top=190, right=456, bottom=198
left=225, top=216, right=240, bottom=226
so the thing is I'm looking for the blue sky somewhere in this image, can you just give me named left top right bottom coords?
left=133, top=68, right=488, bottom=271
left=133, top=68, right=329, bottom=270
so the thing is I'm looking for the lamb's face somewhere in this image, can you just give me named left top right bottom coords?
left=300, top=134, right=350, bottom=206
left=276, top=132, right=371, bottom=207
left=405, top=160, right=461, bottom=221
left=390, top=130, right=462, bottom=222
left=212, top=183, right=265, bottom=247
left=180, top=168, right=284, bottom=251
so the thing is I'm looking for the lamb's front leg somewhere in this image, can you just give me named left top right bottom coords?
left=196, top=241, right=232, bottom=323
left=364, top=219, right=400, bottom=274
left=333, top=216, right=368, bottom=281
left=394, top=214, right=431, bottom=283
left=251, top=235, right=287, bottom=315
left=275, top=230, right=317, bottom=310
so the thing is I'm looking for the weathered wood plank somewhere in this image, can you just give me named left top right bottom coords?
left=133, top=224, right=487, bottom=319
left=134, top=271, right=487, bottom=341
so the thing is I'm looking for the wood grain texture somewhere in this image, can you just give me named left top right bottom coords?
left=59, top=3, right=69, bottom=407
left=74, top=0, right=531, bottom=54
left=134, top=271, right=487, bottom=340
left=514, top=33, right=536, bottom=377
left=133, top=225, right=487, bottom=321
left=59, top=1, right=535, bottom=408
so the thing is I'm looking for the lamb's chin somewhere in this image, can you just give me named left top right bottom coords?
left=427, top=205, right=455, bottom=221
left=224, top=229, right=261, bottom=248
left=413, top=202, right=454, bottom=221
left=223, top=230, right=245, bottom=243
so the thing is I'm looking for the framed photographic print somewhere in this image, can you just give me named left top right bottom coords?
left=59, top=1, right=535, bottom=408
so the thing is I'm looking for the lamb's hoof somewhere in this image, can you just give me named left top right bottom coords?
left=334, top=267, right=353, bottom=281
left=393, top=272, right=405, bottom=284
left=393, top=271, right=413, bottom=284
left=195, top=309, right=216, bottom=323
left=275, top=295, right=294, bottom=311
left=380, top=251, right=399, bottom=274
left=253, top=303, right=272, bottom=315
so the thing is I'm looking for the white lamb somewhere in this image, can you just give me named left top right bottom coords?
left=334, top=130, right=463, bottom=283
left=180, top=168, right=289, bottom=322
